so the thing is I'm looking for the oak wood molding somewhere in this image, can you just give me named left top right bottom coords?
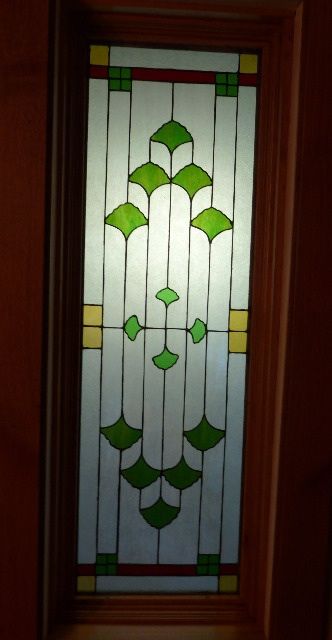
left=44, top=2, right=299, bottom=637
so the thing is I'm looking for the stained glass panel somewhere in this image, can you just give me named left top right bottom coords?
left=77, top=45, right=258, bottom=594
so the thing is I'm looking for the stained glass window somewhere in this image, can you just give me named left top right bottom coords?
left=77, top=44, right=258, bottom=595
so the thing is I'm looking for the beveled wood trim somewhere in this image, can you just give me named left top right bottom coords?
left=44, top=2, right=299, bottom=636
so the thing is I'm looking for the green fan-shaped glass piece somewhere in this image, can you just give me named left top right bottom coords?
left=185, top=416, right=225, bottom=452
left=140, top=498, right=180, bottom=529
left=101, top=416, right=142, bottom=450
left=163, top=456, right=201, bottom=490
left=105, top=203, right=147, bottom=239
left=172, top=164, right=212, bottom=199
left=156, top=287, right=179, bottom=307
left=129, top=162, right=170, bottom=197
left=151, top=120, right=192, bottom=153
left=122, top=455, right=160, bottom=489
left=152, top=346, right=179, bottom=370
left=124, top=315, right=143, bottom=341
left=189, top=318, right=207, bottom=343
left=191, top=207, right=232, bottom=242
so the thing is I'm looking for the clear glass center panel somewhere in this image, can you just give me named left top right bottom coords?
left=77, top=44, right=258, bottom=595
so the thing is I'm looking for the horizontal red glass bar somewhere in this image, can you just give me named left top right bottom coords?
left=132, top=68, right=216, bottom=84
left=77, top=563, right=95, bottom=576
left=239, top=73, right=258, bottom=86
left=90, top=65, right=109, bottom=79
left=77, top=563, right=239, bottom=576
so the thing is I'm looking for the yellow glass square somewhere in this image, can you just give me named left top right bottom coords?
left=240, top=54, right=258, bottom=74
left=219, top=575, right=238, bottom=593
left=229, top=310, right=248, bottom=331
left=77, top=576, right=96, bottom=593
left=229, top=332, right=247, bottom=353
left=83, top=327, right=102, bottom=349
left=83, top=304, right=103, bottom=326
left=90, top=45, right=109, bottom=66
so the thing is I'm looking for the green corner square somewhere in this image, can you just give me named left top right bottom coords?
left=109, top=79, right=121, bottom=91
left=228, top=73, right=238, bottom=85
left=96, top=554, right=107, bottom=565
left=208, top=564, right=220, bottom=576
left=96, top=564, right=106, bottom=576
left=106, top=565, right=117, bottom=576
left=198, top=554, right=209, bottom=565
left=121, top=79, right=132, bottom=91
left=227, top=85, right=238, bottom=97
left=209, top=554, right=220, bottom=563
left=121, top=67, right=131, bottom=79
left=216, top=85, right=227, bottom=96
left=197, top=566, right=208, bottom=576
left=109, top=67, right=121, bottom=78
left=216, top=72, right=227, bottom=84
left=106, top=553, right=118, bottom=564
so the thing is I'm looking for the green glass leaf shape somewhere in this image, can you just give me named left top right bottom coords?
left=101, top=416, right=142, bottom=450
left=124, top=315, right=143, bottom=341
left=172, top=164, right=212, bottom=199
left=122, top=455, right=160, bottom=489
left=129, top=162, right=170, bottom=197
left=152, top=346, right=179, bottom=370
left=140, top=498, right=180, bottom=529
left=191, top=207, right=232, bottom=242
left=156, top=287, right=179, bottom=307
left=163, top=456, right=201, bottom=489
left=105, top=203, right=147, bottom=239
left=150, top=120, right=192, bottom=153
left=184, top=416, right=225, bottom=452
left=189, top=318, right=207, bottom=344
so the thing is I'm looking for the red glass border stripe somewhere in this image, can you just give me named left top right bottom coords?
left=118, top=564, right=197, bottom=576
left=90, top=65, right=109, bottom=79
left=239, top=73, right=258, bottom=86
left=132, top=68, right=216, bottom=84
left=77, top=563, right=95, bottom=576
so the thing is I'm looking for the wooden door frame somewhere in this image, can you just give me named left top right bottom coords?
left=43, top=2, right=318, bottom=639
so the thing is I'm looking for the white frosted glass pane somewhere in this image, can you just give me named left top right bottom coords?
left=174, top=83, right=215, bottom=175
left=205, top=332, right=228, bottom=428
left=118, top=479, right=158, bottom=563
left=128, top=182, right=148, bottom=218
left=125, top=226, right=148, bottom=324
left=167, top=187, right=190, bottom=329
left=159, top=483, right=201, bottom=564
left=123, top=330, right=144, bottom=429
left=231, top=87, right=256, bottom=308
left=106, top=91, right=130, bottom=213
left=213, top=96, right=237, bottom=218
left=142, top=329, right=165, bottom=467
left=163, top=330, right=186, bottom=467
left=98, top=438, right=120, bottom=553
left=78, top=349, right=101, bottom=563
left=84, top=80, right=108, bottom=304
left=104, top=227, right=125, bottom=327
left=97, top=575, right=218, bottom=593
left=101, top=329, right=122, bottom=425
left=110, top=46, right=239, bottom=72
left=172, top=142, right=193, bottom=177
left=221, top=354, right=246, bottom=563
left=192, top=186, right=213, bottom=219
left=184, top=338, right=205, bottom=431
left=208, top=232, right=232, bottom=331
left=199, top=439, right=225, bottom=555
left=161, top=477, right=179, bottom=507
left=146, top=186, right=170, bottom=327
left=151, top=141, right=171, bottom=176
left=187, top=228, right=209, bottom=327
left=129, top=81, right=172, bottom=172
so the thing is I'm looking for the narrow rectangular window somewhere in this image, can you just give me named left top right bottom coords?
left=77, top=44, right=258, bottom=596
